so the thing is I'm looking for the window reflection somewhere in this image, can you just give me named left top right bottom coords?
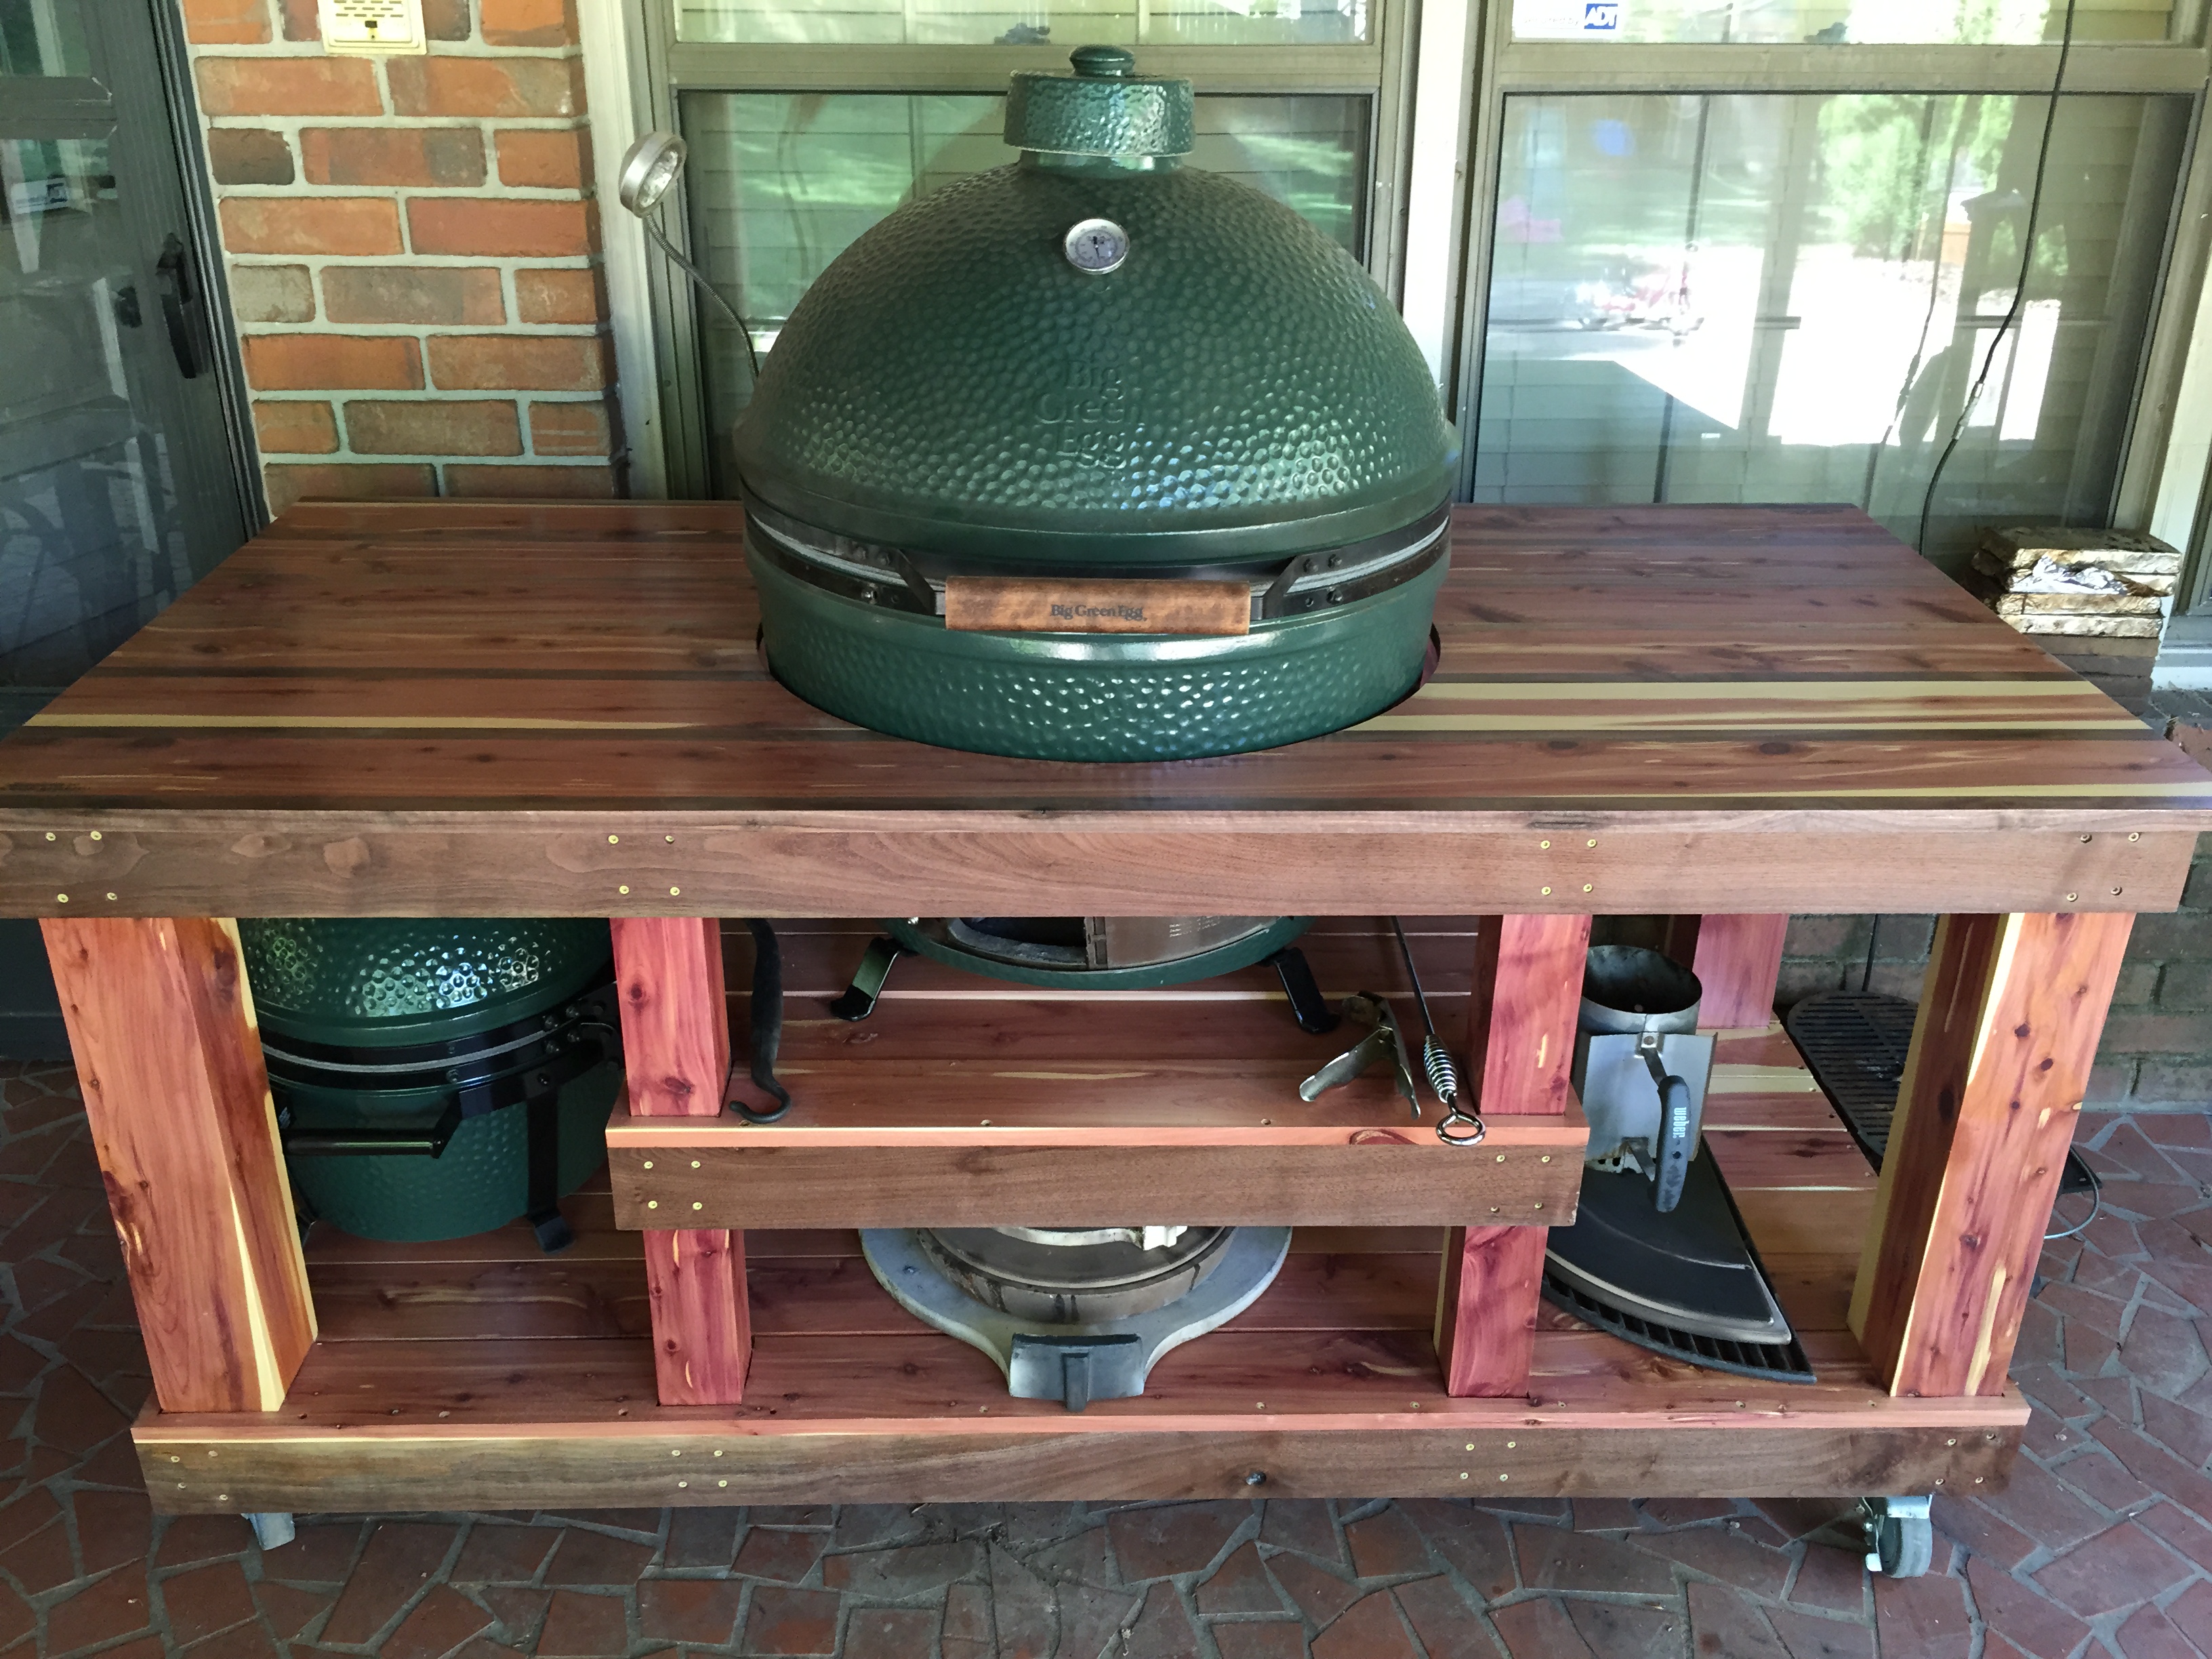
left=1511, top=0, right=2175, bottom=45
left=677, top=0, right=1368, bottom=47
left=1474, top=92, right=2188, bottom=571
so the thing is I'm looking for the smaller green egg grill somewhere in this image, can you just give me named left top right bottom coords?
left=733, top=45, right=1458, bottom=762
left=238, top=918, right=622, bottom=1250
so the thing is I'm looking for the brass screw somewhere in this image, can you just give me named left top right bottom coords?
left=2129, top=832, right=2141, bottom=841
left=714, top=1449, right=724, bottom=1457
left=1498, top=1473, right=1509, bottom=1481
left=2066, top=893, right=2078, bottom=902
left=718, top=1479, right=728, bottom=1488
left=609, top=835, right=620, bottom=844
left=2080, top=834, right=2092, bottom=842
left=1541, top=886, right=1553, bottom=897
left=665, top=835, right=676, bottom=842
left=670, top=886, right=681, bottom=897
left=980, top=1118, right=992, bottom=1126
left=1533, top=1202, right=1543, bottom=1210
left=1582, top=884, right=1593, bottom=894
left=1506, top=1440, right=1516, bottom=1448
left=1540, top=840, right=1551, bottom=849
left=1945, top=1438, right=1955, bottom=1446
left=1466, top=1443, right=1476, bottom=1452
left=691, top=1160, right=701, bottom=1168
left=1540, top=1155, right=1551, bottom=1164
left=692, top=1201, right=703, bottom=1210
left=1460, top=1472, right=1469, bottom=1480
left=672, top=1449, right=682, bottom=1457
left=1973, top=1476, right=1984, bottom=1484
left=42, top=832, right=52, bottom=841
left=1586, top=838, right=1596, bottom=847
left=106, top=893, right=115, bottom=901
left=619, top=885, right=631, bottom=895
left=1488, top=1206, right=1499, bottom=1214
left=643, top=1161, right=653, bottom=1169
left=677, top=1480, right=688, bottom=1489
left=54, top=895, right=65, bottom=904
left=647, top=1200, right=659, bottom=1210
left=2112, top=887, right=2123, bottom=896
left=1495, top=1153, right=1506, bottom=1162
left=88, top=831, right=100, bottom=841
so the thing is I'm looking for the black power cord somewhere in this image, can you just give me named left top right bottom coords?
left=1914, top=0, right=2081, bottom=555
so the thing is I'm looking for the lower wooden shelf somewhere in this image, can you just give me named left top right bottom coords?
left=130, top=983, right=2024, bottom=1511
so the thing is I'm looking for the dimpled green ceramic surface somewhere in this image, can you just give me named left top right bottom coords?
left=734, top=159, right=1453, bottom=562
left=732, top=47, right=1454, bottom=760
left=239, top=918, right=617, bottom=1242
left=752, top=548, right=1444, bottom=761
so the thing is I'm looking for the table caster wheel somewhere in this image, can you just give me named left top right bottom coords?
left=1861, top=1496, right=1933, bottom=1577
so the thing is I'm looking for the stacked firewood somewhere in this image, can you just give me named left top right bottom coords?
left=1965, top=527, right=2180, bottom=639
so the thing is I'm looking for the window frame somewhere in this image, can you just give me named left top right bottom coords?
left=630, top=1, right=1416, bottom=499
left=1444, top=3, right=2212, bottom=575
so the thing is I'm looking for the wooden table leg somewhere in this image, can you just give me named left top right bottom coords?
left=1662, top=914, right=1790, bottom=1029
left=1437, top=914, right=1592, bottom=1397
left=42, top=918, right=314, bottom=1412
left=1850, top=912, right=2133, bottom=1397
left=611, top=916, right=750, bottom=1406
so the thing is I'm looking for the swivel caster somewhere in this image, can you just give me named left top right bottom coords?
left=1861, top=1496, right=1933, bottom=1578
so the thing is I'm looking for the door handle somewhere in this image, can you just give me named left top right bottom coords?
left=154, top=232, right=208, bottom=378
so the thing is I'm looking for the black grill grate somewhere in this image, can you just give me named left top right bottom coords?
left=1541, top=1271, right=1816, bottom=1385
left=1784, top=991, right=1920, bottom=1168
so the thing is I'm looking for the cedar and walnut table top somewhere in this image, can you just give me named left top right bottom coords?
left=0, top=499, right=2203, bottom=918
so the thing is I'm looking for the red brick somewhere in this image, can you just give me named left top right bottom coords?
left=47, top=1569, right=153, bottom=1653
left=516, top=267, right=603, bottom=325
left=346, top=399, right=523, bottom=457
left=182, top=0, right=270, bottom=43
left=160, top=1559, right=257, bottom=1645
left=537, top=1589, right=626, bottom=1656
left=206, top=127, right=293, bottom=185
left=1312, top=1591, right=1418, bottom=1659
left=495, top=127, right=588, bottom=188
left=244, top=333, right=422, bottom=391
left=323, top=266, right=505, bottom=325
left=383, top=1584, right=493, bottom=1659
left=428, top=333, right=607, bottom=391
left=387, top=56, right=581, bottom=119
left=1107, top=1502, right=1245, bottom=1580
left=444, top=463, right=616, bottom=497
left=227, top=264, right=314, bottom=323
left=410, top=197, right=595, bottom=257
left=424, top=0, right=473, bottom=36
left=195, top=56, right=380, bottom=117
left=742, top=1587, right=841, bottom=1655
left=301, top=127, right=485, bottom=187
left=638, top=1578, right=743, bottom=1645
left=264, top=463, right=434, bottom=515
left=529, top=401, right=611, bottom=456
left=220, top=197, right=401, bottom=256
left=278, top=0, right=318, bottom=38
left=253, top=400, right=339, bottom=455
left=481, top=0, right=579, bottom=45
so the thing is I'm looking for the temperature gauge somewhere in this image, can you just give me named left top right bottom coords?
left=1063, top=218, right=1130, bottom=275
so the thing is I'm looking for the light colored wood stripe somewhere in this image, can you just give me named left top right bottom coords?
left=1355, top=715, right=2147, bottom=734
left=1709, top=1064, right=1820, bottom=1094
left=1409, top=680, right=2116, bottom=703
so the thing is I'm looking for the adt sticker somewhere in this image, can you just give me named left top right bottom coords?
left=1582, top=2, right=1621, bottom=32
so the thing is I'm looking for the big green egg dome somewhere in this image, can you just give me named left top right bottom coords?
left=731, top=48, right=1456, bottom=567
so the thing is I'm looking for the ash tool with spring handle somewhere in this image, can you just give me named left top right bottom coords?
left=1390, top=918, right=1484, bottom=1147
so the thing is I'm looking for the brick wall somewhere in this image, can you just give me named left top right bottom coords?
left=1774, top=836, right=2212, bottom=1113
left=180, top=0, right=621, bottom=512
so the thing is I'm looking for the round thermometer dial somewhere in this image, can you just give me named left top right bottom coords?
left=1063, top=218, right=1130, bottom=275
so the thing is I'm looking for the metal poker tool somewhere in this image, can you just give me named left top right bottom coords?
left=1390, top=918, right=1486, bottom=1147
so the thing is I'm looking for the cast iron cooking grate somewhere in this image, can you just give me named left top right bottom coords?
left=1783, top=991, right=1921, bottom=1168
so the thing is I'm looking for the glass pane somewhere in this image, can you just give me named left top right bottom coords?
left=680, top=89, right=1368, bottom=491
left=0, top=0, right=91, bottom=76
left=1472, top=92, right=2189, bottom=575
left=1511, top=0, right=2177, bottom=45
left=676, top=0, right=1367, bottom=46
left=0, top=131, right=207, bottom=727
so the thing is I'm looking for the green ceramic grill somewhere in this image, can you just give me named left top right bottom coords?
left=238, top=918, right=622, bottom=1249
left=733, top=45, right=1457, bottom=762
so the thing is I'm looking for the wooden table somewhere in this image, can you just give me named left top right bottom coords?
left=5, top=499, right=2207, bottom=1514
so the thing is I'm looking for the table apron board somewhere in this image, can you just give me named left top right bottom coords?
left=131, top=1414, right=2025, bottom=1513
left=0, top=820, right=2192, bottom=918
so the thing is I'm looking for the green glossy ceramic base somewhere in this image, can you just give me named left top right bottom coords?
left=883, top=916, right=1309, bottom=990
left=752, top=549, right=1443, bottom=762
left=285, top=1066, right=618, bottom=1243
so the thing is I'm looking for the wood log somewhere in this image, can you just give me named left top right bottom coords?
left=43, top=917, right=314, bottom=1412
left=611, top=917, right=750, bottom=1406
left=1849, top=912, right=2133, bottom=1397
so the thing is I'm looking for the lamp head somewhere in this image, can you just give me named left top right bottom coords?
left=618, top=131, right=688, bottom=216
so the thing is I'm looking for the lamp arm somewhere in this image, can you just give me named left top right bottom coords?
left=642, top=212, right=761, bottom=381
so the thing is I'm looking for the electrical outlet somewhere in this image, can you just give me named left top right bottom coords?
left=316, top=0, right=428, bottom=55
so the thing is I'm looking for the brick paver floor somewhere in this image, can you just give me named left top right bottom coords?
left=0, top=1058, right=2206, bottom=1656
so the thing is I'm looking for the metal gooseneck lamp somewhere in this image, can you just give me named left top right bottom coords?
left=615, top=130, right=760, bottom=380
